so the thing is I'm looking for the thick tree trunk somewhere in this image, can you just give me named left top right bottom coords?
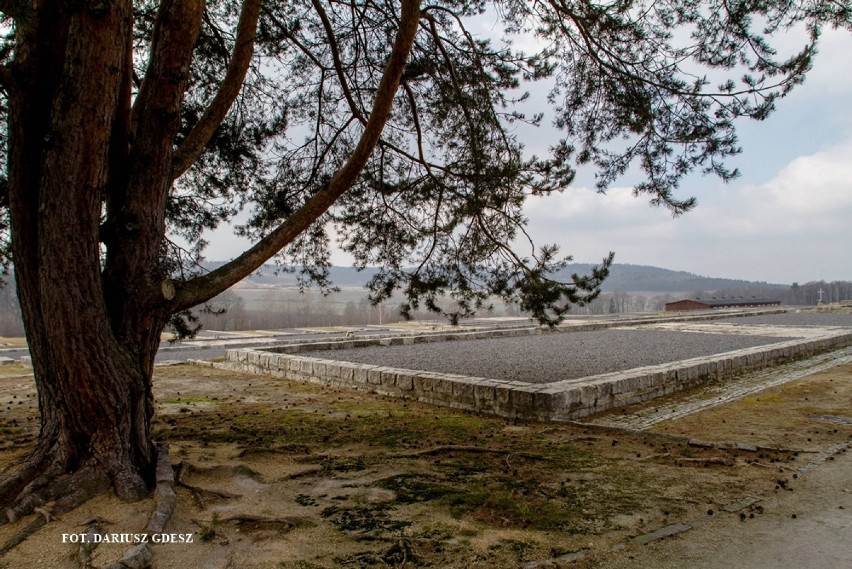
left=0, top=0, right=165, bottom=517
left=2, top=204, right=164, bottom=512
left=0, top=307, right=161, bottom=513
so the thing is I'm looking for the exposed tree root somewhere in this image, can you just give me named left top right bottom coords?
left=0, top=517, right=46, bottom=557
left=32, top=507, right=57, bottom=523
left=4, top=465, right=111, bottom=523
left=220, top=514, right=307, bottom=533
left=0, top=444, right=167, bottom=559
left=392, top=445, right=552, bottom=461
left=236, top=444, right=310, bottom=458
left=101, top=444, right=176, bottom=569
left=637, top=452, right=671, bottom=461
left=278, top=466, right=325, bottom=480
left=748, top=461, right=796, bottom=472
left=674, top=457, right=731, bottom=466
left=178, top=462, right=263, bottom=481
left=0, top=466, right=110, bottom=557
left=176, top=479, right=241, bottom=510
left=0, top=450, right=55, bottom=519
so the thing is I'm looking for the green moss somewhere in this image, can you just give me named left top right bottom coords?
left=0, top=365, right=32, bottom=375
left=151, top=380, right=657, bottom=536
left=321, top=505, right=411, bottom=534
left=375, top=474, right=455, bottom=503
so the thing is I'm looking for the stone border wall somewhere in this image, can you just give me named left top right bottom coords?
left=217, top=326, right=852, bottom=422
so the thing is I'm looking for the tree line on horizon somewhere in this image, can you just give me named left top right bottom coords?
left=2, top=279, right=848, bottom=337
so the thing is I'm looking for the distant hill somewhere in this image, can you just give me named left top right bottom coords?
left=555, top=263, right=788, bottom=293
left=206, top=261, right=789, bottom=294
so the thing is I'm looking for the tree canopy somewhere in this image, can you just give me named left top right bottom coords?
left=4, top=0, right=848, bottom=325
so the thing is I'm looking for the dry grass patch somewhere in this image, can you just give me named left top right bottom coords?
left=651, top=363, right=852, bottom=450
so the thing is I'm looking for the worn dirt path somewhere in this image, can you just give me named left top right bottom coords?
left=596, top=446, right=851, bottom=569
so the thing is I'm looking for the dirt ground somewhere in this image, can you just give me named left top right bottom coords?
left=0, top=338, right=28, bottom=349
left=0, top=360, right=849, bottom=569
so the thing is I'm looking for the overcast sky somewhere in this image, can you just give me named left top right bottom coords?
left=520, top=27, right=852, bottom=285
left=204, top=25, right=852, bottom=286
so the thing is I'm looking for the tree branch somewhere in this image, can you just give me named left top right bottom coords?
left=103, top=0, right=203, bottom=307
left=262, top=5, right=326, bottom=69
left=310, top=0, right=367, bottom=125
left=171, top=0, right=262, bottom=180
left=130, top=0, right=202, bottom=137
left=172, top=0, right=423, bottom=311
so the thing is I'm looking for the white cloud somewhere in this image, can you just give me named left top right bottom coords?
left=801, top=28, right=852, bottom=100
left=522, top=136, right=852, bottom=283
left=763, top=143, right=852, bottom=216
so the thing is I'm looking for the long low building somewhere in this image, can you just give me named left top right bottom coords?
left=665, top=297, right=782, bottom=311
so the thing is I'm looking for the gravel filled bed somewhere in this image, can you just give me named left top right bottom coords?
left=301, top=329, right=796, bottom=384
left=718, top=312, right=852, bottom=327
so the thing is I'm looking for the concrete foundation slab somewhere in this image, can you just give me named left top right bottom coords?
left=214, top=310, right=852, bottom=421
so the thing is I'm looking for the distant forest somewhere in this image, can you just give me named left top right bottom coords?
left=0, top=267, right=849, bottom=336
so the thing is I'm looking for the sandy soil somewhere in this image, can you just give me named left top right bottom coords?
left=0, top=361, right=849, bottom=569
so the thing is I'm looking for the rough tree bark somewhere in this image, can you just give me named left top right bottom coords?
left=0, top=0, right=421, bottom=523
left=0, top=0, right=171, bottom=516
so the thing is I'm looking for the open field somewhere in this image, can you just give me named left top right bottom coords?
left=1, top=360, right=849, bottom=568
left=0, top=338, right=27, bottom=349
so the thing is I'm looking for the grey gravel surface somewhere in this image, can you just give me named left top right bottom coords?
left=719, top=312, right=852, bottom=327
left=155, top=346, right=231, bottom=363
left=153, top=329, right=406, bottom=363
left=301, top=329, right=796, bottom=383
